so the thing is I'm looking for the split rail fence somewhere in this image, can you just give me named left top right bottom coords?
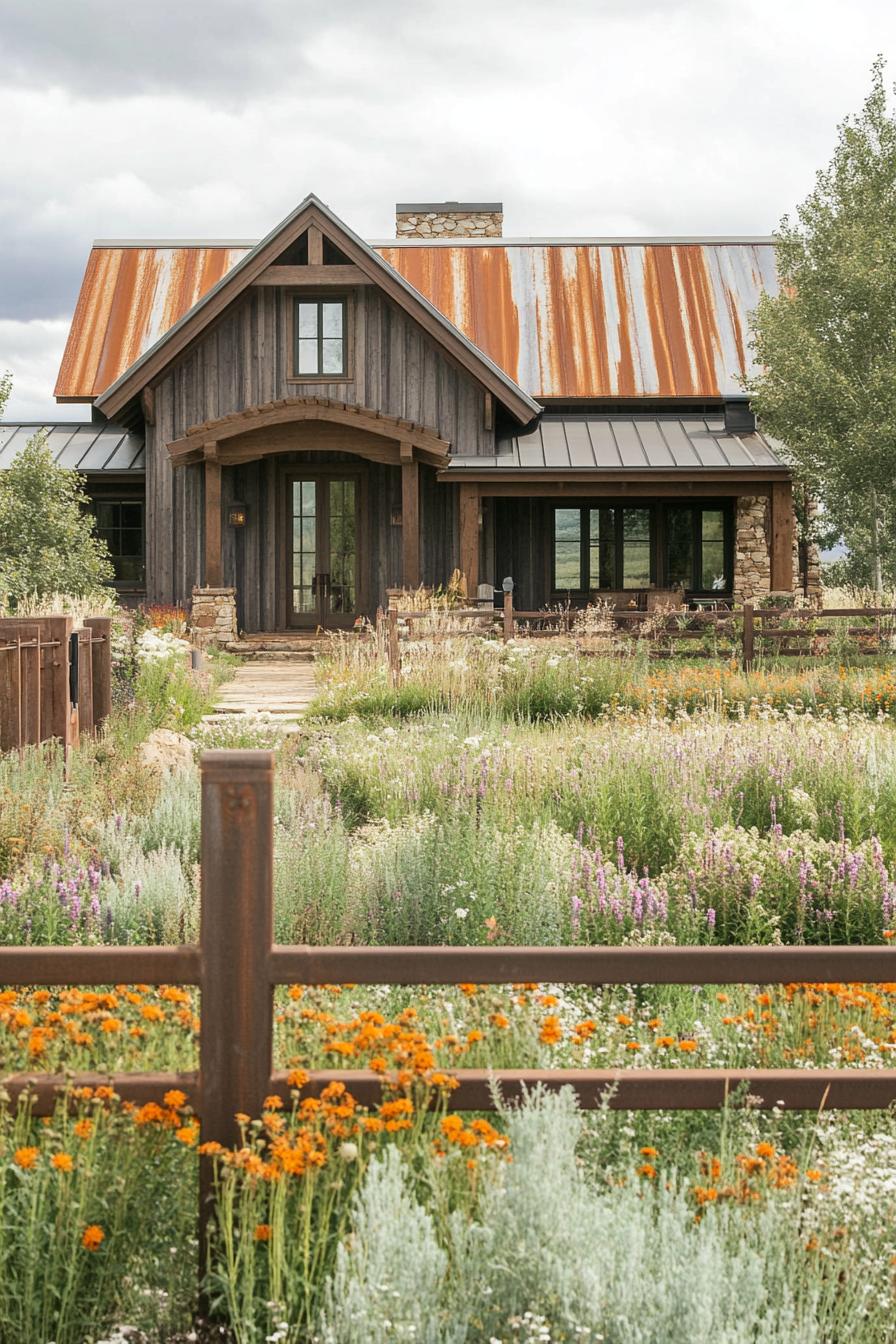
left=380, top=599, right=896, bottom=685
left=1, top=752, right=896, bottom=1254
left=0, top=615, right=112, bottom=753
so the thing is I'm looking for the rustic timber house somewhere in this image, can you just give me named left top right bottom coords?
left=2, top=195, right=811, bottom=635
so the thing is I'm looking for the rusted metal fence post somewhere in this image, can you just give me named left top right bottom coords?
left=84, top=617, right=113, bottom=730
left=387, top=600, right=401, bottom=688
left=742, top=602, right=755, bottom=672
left=503, top=591, right=514, bottom=642
left=198, top=750, right=275, bottom=1275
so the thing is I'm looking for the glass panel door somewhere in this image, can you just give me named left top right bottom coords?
left=291, top=479, right=319, bottom=619
left=288, top=474, right=360, bottom=628
left=327, top=478, right=357, bottom=616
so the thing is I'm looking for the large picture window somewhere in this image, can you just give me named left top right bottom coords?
left=552, top=502, right=731, bottom=595
left=292, top=298, right=348, bottom=378
left=552, top=506, right=654, bottom=591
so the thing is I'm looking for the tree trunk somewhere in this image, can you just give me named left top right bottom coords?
left=870, top=488, right=883, bottom=593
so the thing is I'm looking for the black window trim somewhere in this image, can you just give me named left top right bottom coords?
left=550, top=500, right=733, bottom=597
left=290, top=295, right=349, bottom=381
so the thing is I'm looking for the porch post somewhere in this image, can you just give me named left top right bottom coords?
left=769, top=479, right=794, bottom=591
left=401, top=444, right=421, bottom=590
left=459, top=482, right=480, bottom=597
left=204, top=448, right=222, bottom=588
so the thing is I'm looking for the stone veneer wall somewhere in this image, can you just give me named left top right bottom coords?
left=395, top=207, right=503, bottom=238
left=733, top=496, right=772, bottom=603
left=190, top=587, right=237, bottom=648
left=734, top=495, right=823, bottom=605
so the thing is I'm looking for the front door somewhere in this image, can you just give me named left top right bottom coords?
left=288, top=473, right=361, bottom=629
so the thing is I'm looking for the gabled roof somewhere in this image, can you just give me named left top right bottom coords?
left=56, top=224, right=779, bottom=407
left=443, top=413, right=788, bottom=480
left=0, top=421, right=144, bottom=472
left=74, top=195, right=540, bottom=426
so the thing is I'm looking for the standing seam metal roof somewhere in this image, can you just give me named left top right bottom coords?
left=0, top=423, right=145, bottom=472
left=446, top=414, right=787, bottom=473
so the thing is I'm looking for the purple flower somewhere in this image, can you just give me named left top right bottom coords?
left=706, top=907, right=717, bottom=930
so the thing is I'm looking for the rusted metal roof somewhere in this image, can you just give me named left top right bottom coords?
left=55, top=236, right=778, bottom=403
left=444, top=413, right=787, bottom=475
left=0, top=422, right=145, bottom=472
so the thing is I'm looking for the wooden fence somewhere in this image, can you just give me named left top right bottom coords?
left=380, top=599, right=896, bottom=684
left=1, top=751, right=896, bottom=1259
left=0, top=616, right=112, bottom=753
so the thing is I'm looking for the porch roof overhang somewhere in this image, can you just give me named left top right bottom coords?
left=437, top=413, right=791, bottom=484
left=167, top=396, right=451, bottom=468
left=0, top=421, right=145, bottom=474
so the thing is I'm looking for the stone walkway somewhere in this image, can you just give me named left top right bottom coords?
left=203, top=659, right=319, bottom=728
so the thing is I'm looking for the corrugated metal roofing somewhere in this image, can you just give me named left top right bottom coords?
left=445, top=414, right=787, bottom=473
left=0, top=423, right=145, bottom=472
left=54, top=235, right=778, bottom=403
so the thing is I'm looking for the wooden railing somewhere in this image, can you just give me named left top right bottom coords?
left=0, top=616, right=112, bottom=753
left=379, top=598, right=896, bottom=683
left=1, top=751, right=895, bottom=1256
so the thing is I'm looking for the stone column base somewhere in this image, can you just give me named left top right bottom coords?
left=190, top=587, right=237, bottom=648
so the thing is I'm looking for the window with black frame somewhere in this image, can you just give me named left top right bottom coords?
left=553, top=506, right=654, bottom=591
left=665, top=505, right=730, bottom=593
left=293, top=298, right=348, bottom=377
left=93, top=499, right=145, bottom=585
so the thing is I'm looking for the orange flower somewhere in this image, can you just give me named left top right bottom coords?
left=263, top=1095, right=283, bottom=1111
left=640, top=1146, right=658, bottom=1157
left=287, top=1069, right=309, bottom=1089
left=615, top=1013, right=633, bottom=1027
left=755, top=1142, right=776, bottom=1159
left=81, top=1225, right=104, bottom=1251
left=13, top=1147, right=39, bottom=1170
left=626, top=1041, right=641, bottom=1052
left=176, top=1125, right=199, bottom=1146
left=163, top=1089, right=187, bottom=1110
left=73, top=1119, right=94, bottom=1140
left=539, top=1016, right=563, bottom=1045
left=466, top=1029, right=484, bottom=1044
left=490, top=1013, right=510, bottom=1029
left=100, top=1017, right=122, bottom=1034
left=805, top=1168, right=823, bottom=1182
left=51, top=1153, right=74, bottom=1173
left=254, top=1223, right=272, bottom=1242
left=678, top=1040, right=698, bottom=1053
left=637, top=1163, right=656, bottom=1179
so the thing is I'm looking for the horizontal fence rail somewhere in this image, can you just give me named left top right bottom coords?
left=0, top=615, right=112, bottom=753
left=376, top=597, right=896, bottom=683
left=2, top=751, right=896, bottom=1263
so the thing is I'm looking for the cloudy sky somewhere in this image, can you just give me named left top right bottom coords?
left=1, top=0, right=895, bottom=419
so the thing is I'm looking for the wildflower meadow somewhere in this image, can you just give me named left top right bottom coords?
left=2, top=624, right=896, bottom=1341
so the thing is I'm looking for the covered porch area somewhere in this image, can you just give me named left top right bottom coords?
left=448, top=413, right=796, bottom=610
left=166, top=397, right=450, bottom=632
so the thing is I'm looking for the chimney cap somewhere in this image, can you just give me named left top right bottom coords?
left=396, top=201, right=503, bottom=213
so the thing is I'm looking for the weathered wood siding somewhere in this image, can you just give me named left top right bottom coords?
left=147, top=284, right=492, bottom=610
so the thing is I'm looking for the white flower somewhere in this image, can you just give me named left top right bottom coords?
left=454, top=907, right=469, bottom=919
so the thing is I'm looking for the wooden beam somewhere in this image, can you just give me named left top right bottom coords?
left=140, top=386, right=155, bottom=426
left=483, top=392, right=494, bottom=432
left=770, top=479, right=795, bottom=590
left=401, top=453, right=420, bottom=589
left=458, top=483, right=480, bottom=597
left=438, top=477, right=779, bottom=498
left=307, top=225, right=323, bottom=266
left=253, top=264, right=372, bottom=287
left=204, top=453, right=222, bottom=588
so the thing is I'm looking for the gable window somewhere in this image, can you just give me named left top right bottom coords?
left=553, top=506, right=654, bottom=591
left=94, top=499, right=145, bottom=585
left=292, top=298, right=347, bottom=377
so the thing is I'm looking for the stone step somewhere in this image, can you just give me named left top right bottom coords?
left=225, top=645, right=317, bottom=661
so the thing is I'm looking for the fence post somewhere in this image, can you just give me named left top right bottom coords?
left=503, top=591, right=514, bottom=642
left=84, top=617, right=112, bottom=730
left=387, top=599, right=401, bottom=688
left=76, top=630, right=94, bottom=737
left=198, top=750, right=275, bottom=1278
left=742, top=602, right=755, bottom=672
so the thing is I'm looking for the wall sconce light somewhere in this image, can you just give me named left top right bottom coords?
left=228, top=502, right=247, bottom=527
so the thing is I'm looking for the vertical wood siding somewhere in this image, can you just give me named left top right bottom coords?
left=148, top=285, right=493, bottom=611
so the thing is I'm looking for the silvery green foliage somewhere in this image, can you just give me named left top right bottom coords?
left=471, top=1088, right=824, bottom=1344
left=132, top=767, right=201, bottom=863
left=318, top=1147, right=463, bottom=1344
left=104, top=843, right=197, bottom=943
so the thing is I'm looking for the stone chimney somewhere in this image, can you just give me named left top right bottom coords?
left=395, top=201, right=503, bottom=239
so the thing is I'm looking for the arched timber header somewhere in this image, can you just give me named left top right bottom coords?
left=166, top=396, right=452, bottom=468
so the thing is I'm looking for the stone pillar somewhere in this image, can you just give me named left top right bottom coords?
left=733, top=496, right=772, bottom=604
left=395, top=202, right=503, bottom=238
left=190, top=587, right=238, bottom=648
